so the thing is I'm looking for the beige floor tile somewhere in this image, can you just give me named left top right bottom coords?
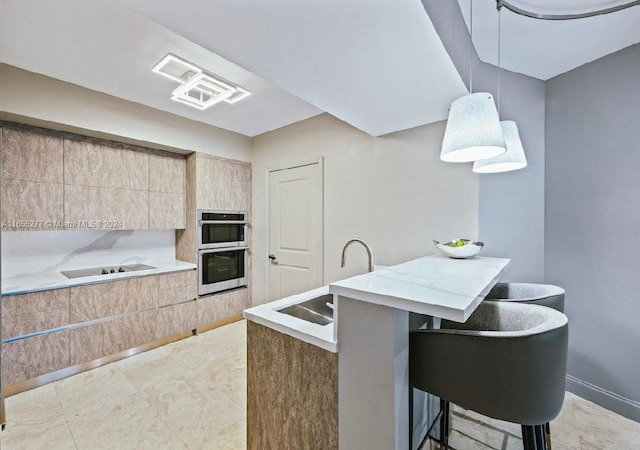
left=453, top=405, right=522, bottom=437
left=53, top=364, right=138, bottom=417
left=3, top=320, right=639, bottom=450
left=448, top=429, right=495, bottom=449
left=451, top=413, right=507, bottom=449
left=554, top=392, right=640, bottom=450
left=505, top=435, right=524, bottom=450
left=0, top=384, right=77, bottom=450
left=66, top=391, right=186, bottom=450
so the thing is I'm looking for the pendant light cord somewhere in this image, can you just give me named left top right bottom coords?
left=497, top=2, right=501, bottom=116
left=469, top=0, right=473, bottom=93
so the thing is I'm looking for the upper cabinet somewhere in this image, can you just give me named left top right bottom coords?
left=1, top=127, right=64, bottom=231
left=196, top=153, right=251, bottom=212
left=0, top=124, right=187, bottom=231
left=149, top=153, right=186, bottom=229
left=64, top=139, right=150, bottom=230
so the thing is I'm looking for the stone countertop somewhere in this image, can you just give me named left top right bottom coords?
left=2, top=259, right=196, bottom=296
left=242, top=255, right=510, bottom=352
left=243, top=286, right=336, bottom=353
left=329, top=254, right=511, bottom=323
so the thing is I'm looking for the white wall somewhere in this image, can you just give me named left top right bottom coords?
left=251, top=114, right=479, bottom=305
left=0, top=64, right=251, bottom=160
left=545, top=43, right=640, bottom=421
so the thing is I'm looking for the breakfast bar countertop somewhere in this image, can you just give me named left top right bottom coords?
left=329, top=254, right=511, bottom=323
left=1, top=259, right=197, bottom=296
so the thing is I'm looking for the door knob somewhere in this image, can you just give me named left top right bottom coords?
left=268, top=254, right=277, bottom=261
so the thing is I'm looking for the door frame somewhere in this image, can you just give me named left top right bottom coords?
left=266, top=157, right=324, bottom=301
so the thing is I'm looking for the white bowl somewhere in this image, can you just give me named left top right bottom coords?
left=433, top=239, right=484, bottom=259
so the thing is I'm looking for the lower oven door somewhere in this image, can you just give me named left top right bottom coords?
left=198, top=247, right=248, bottom=296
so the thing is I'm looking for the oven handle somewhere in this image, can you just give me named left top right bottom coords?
left=198, top=220, right=248, bottom=225
left=199, top=247, right=249, bottom=254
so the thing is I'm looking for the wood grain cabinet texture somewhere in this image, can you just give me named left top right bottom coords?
left=64, top=138, right=151, bottom=230
left=196, top=288, right=251, bottom=329
left=69, top=276, right=159, bottom=323
left=0, top=125, right=188, bottom=231
left=196, top=154, right=251, bottom=212
left=1, top=331, right=70, bottom=385
left=149, top=153, right=186, bottom=229
left=1, top=288, right=70, bottom=339
left=1, top=289, right=72, bottom=384
left=247, top=321, right=338, bottom=450
left=0, top=127, right=64, bottom=230
left=158, top=270, right=197, bottom=307
left=1, top=270, right=198, bottom=386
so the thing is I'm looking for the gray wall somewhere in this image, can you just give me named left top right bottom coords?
left=546, top=43, right=640, bottom=421
left=422, top=0, right=546, bottom=282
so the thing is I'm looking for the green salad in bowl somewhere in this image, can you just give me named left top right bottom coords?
left=433, top=239, right=484, bottom=259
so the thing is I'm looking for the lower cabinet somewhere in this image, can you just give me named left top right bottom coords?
left=157, top=301, right=198, bottom=340
left=1, top=269, right=200, bottom=387
left=69, top=310, right=158, bottom=366
left=196, top=287, right=251, bottom=329
left=1, top=330, right=70, bottom=386
left=1, top=269, right=253, bottom=388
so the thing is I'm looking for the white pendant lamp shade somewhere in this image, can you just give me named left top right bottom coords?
left=440, top=92, right=507, bottom=163
left=473, top=121, right=528, bottom=173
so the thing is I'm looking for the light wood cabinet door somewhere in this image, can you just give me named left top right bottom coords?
left=196, top=154, right=251, bottom=212
left=1, top=127, right=64, bottom=231
left=158, top=270, right=197, bottom=307
left=1, top=288, right=70, bottom=339
left=196, top=287, right=251, bottom=329
left=149, top=153, right=186, bottom=229
left=2, top=330, right=70, bottom=385
left=63, top=139, right=150, bottom=230
left=69, top=276, right=159, bottom=323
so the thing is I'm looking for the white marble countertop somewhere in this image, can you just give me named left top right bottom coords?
left=2, top=259, right=197, bottom=296
left=329, top=254, right=510, bottom=323
left=243, top=286, right=337, bottom=353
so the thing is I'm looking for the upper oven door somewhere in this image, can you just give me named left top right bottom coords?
left=198, top=210, right=248, bottom=249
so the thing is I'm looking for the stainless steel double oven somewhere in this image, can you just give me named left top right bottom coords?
left=197, top=210, right=248, bottom=296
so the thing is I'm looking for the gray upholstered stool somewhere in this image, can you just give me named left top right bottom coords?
left=409, top=301, right=568, bottom=450
left=486, top=282, right=565, bottom=312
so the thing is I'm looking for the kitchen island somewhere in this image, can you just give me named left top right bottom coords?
left=244, top=254, right=510, bottom=450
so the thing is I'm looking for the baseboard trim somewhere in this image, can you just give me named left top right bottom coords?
left=196, top=314, right=243, bottom=334
left=566, top=374, right=640, bottom=422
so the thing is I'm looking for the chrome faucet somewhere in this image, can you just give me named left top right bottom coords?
left=341, top=239, right=375, bottom=273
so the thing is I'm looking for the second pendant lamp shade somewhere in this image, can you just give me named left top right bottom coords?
left=473, top=120, right=528, bottom=173
left=440, top=92, right=507, bottom=163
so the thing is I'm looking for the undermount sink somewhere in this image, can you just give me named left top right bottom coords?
left=278, top=294, right=334, bottom=326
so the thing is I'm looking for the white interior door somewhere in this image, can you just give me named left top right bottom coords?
left=268, top=162, right=323, bottom=301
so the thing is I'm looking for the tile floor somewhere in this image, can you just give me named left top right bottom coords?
left=1, top=320, right=639, bottom=450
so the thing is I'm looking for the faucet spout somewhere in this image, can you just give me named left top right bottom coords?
left=341, top=239, right=375, bottom=273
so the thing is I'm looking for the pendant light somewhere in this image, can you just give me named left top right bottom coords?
left=473, top=1, right=527, bottom=173
left=440, top=0, right=506, bottom=163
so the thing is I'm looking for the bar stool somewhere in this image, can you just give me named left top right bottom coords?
left=486, top=282, right=565, bottom=312
left=409, top=301, right=568, bottom=450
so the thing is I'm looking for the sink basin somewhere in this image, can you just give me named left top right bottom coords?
left=278, top=294, right=334, bottom=326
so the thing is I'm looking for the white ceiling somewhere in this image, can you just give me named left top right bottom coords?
left=1, top=0, right=637, bottom=137
left=114, top=0, right=469, bottom=137
left=0, top=0, right=322, bottom=137
left=456, top=0, right=640, bottom=80
left=1, top=0, right=468, bottom=138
